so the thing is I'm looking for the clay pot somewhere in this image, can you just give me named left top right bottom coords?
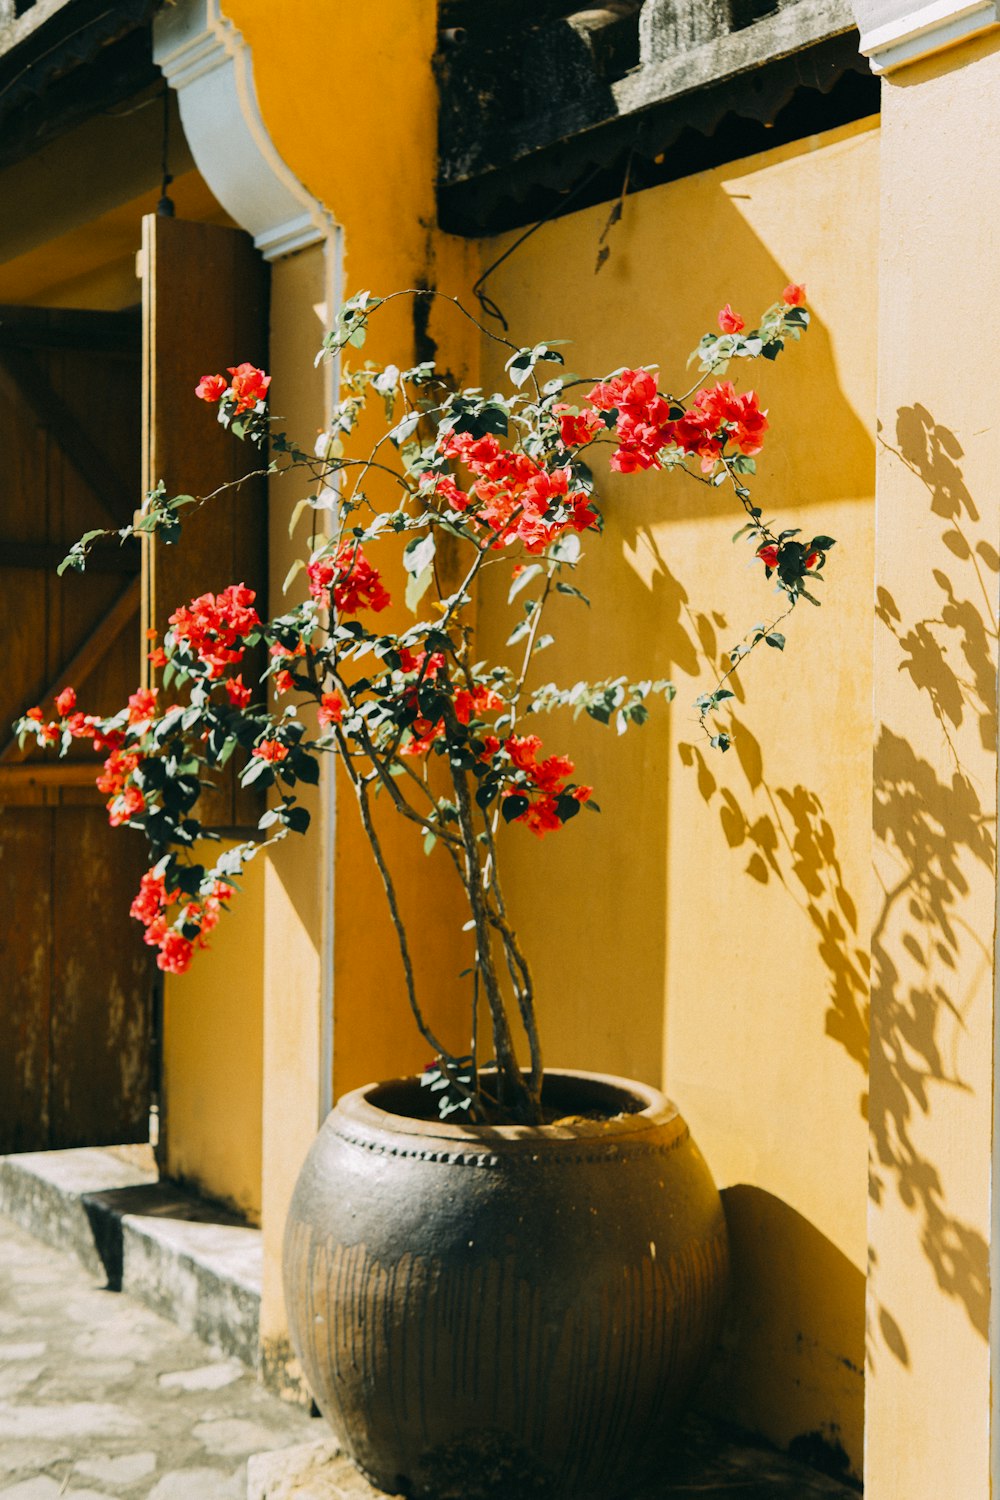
left=283, top=1070, right=729, bottom=1500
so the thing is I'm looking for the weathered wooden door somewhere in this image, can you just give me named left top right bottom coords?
left=0, top=305, right=153, bottom=1152
left=0, top=220, right=268, bottom=1155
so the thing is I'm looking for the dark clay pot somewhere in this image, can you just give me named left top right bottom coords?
left=283, top=1070, right=729, bottom=1500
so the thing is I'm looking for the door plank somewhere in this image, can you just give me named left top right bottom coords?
left=0, top=811, right=52, bottom=1151
left=0, top=575, right=141, bottom=763
left=141, top=214, right=269, bottom=828
left=50, top=807, right=151, bottom=1149
left=0, top=346, right=131, bottom=530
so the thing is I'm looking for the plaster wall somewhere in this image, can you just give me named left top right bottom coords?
left=476, top=118, right=878, bottom=1479
left=864, top=31, right=1000, bottom=1499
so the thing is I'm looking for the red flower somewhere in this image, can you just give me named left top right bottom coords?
left=169, top=583, right=260, bottom=678
left=756, top=544, right=779, bottom=568
left=147, top=647, right=168, bottom=669
left=318, top=693, right=344, bottom=728
left=26, top=706, right=43, bottom=722
left=225, top=675, right=253, bottom=709
left=108, top=784, right=147, bottom=827
left=401, top=717, right=444, bottom=757
left=805, top=550, right=818, bottom=570
left=671, top=382, right=768, bottom=473
left=253, top=739, right=289, bottom=762
left=782, top=283, right=806, bottom=307
left=157, top=931, right=194, bottom=975
left=556, top=408, right=603, bottom=448
left=54, top=687, right=76, bottom=717
left=227, top=363, right=271, bottom=414
left=308, top=543, right=391, bottom=615
left=455, top=683, right=504, bottom=724
left=127, top=687, right=158, bottom=724
left=195, top=373, right=228, bottom=403
left=718, top=304, right=745, bottom=334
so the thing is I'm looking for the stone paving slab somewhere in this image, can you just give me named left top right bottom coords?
left=0, top=1213, right=318, bottom=1498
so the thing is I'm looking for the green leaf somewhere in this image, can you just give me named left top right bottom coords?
left=555, top=582, right=590, bottom=606
left=405, top=565, right=434, bottom=613
left=508, top=564, right=543, bottom=603
left=282, top=558, right=306, bottom=594
left=501, top=794, right=530, bottom=823
left=765, top=633, right=785, bottom=650
left=403, top=532, right=436, bottom=577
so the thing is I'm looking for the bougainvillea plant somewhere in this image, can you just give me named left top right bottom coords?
left=16, top=284, right=834, bottom=1125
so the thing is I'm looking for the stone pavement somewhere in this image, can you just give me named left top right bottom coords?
left=0, top=1213, right=318, bottom=1498
left=0, top=1207, right=861, bottom=1500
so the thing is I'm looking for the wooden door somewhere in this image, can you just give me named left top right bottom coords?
left=140, top=215, right=269, bottom=830
left=0, top=305, right=153, bottom=1152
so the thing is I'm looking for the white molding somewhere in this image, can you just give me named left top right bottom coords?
left=858, top=0, right=1000, bottom=71
left=152, top=0, right=333, bottom=261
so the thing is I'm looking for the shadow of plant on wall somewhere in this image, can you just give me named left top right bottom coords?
left=866, top=404, right=997, bottom=1346
left=638, top=402, right=997, bottom=1360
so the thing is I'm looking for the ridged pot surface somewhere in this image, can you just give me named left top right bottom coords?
left=284, top=1070, right=729, bottom=1500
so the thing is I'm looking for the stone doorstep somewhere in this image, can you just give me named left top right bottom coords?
left=0, top=1145, right=262, bottom=1370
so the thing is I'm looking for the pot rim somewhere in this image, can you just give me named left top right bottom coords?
left=329, top=1067, right=681, bottom=1146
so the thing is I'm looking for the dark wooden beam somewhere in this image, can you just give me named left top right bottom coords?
left=0, top=305, right=140, bottom=355
left=0, top=540, right=140, bottom=574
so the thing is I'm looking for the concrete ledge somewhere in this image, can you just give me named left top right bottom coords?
left=0, top=1146, right=262, bottom=1369
left=0, top=1146, right=156, bottom=1279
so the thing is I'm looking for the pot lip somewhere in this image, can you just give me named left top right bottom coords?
left=329, top=1067, right=681, bottom=1146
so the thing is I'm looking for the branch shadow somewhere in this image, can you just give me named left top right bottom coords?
left=866, top=404, right=997, bottom=1347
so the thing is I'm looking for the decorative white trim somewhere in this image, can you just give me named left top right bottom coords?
left=152, top=0, right=333, bottom=261
left=857, top=0, right=1000, bottom=71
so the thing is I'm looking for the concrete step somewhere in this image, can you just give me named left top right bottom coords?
left=0, top=1146, right=261, bottom=1370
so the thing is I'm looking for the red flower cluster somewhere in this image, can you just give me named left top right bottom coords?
left=252, top=738, right=289, bottom=763
left=556, top=407, right=603, bottom=449
left=782, top=283, right=806, bottom=307
left=127, top=687, right=157, bottom=724
left=194, top=364, right=270, bottom=414
left=226, top=675, right=253, bottom=709
left=96, top=747, right=145, bottom=826
left=501, top=734, right=592, bottom=837
left=308, top=543, right=391, bottom=615
left=434, top=432, right=597, bottom=553
left=168, top=584, right=260, bottom=678
left=718, top=304, right=745, bottom=334
left=397, top=660, right=503, bottom=758
left=588, top=369, right=676, bottom=473
left=670, top=382, right=769, bottom=474
left=588, top=371, right=768, bottom=475
left=130, top=869, right=233, bottom=975
left=228, top=364, right=271, bottom=413
left=269, top=638, right=306, bottom=694
left=318, top=692, right=344, bottom=728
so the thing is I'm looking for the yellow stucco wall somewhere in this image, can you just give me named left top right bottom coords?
left=864, top=32, right=1000, bottom=1499
left=475, top=119, right=878, bottom=1478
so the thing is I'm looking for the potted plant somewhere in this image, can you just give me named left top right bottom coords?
left=18, top=284, right=830, bottom=1500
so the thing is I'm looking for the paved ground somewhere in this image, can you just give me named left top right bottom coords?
left=0, top=1210, right=860, bottom=1499
left=0, top=1214, right=318, bottom=1498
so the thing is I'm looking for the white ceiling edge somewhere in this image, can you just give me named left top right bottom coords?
left=153, top=0, right=333, bottom=260
left=855, top=0, right=999, bottom=70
